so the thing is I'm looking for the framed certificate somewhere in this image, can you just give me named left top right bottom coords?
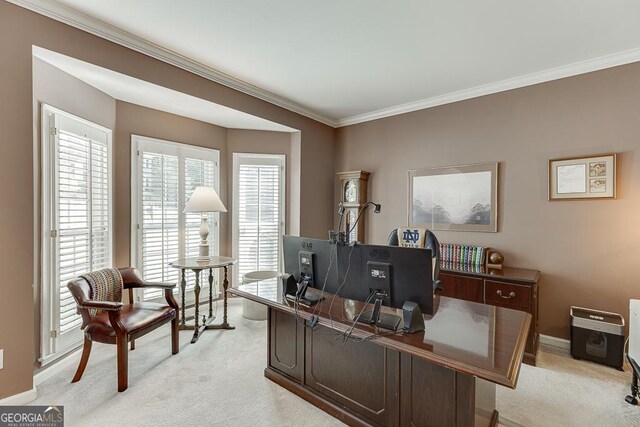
left=548, top=153, right=616, bottom=200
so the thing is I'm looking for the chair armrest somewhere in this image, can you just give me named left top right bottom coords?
left=125, top=281, right=176, bottom=290
left=81, top=300, right=124, bottom=311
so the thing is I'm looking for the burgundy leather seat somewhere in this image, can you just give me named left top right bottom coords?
left=84, top=302, right=176, bottom=344
left=67, top=267, right=179, bottom=392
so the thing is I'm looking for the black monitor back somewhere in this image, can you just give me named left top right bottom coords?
left=337, top=243, right=435, bottom=315
left=283, top=236, right=435, bottom=315
left=282, top=235, right=338, bottom=293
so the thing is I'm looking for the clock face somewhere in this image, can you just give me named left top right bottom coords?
left=345, top=180, right=357, bottom=203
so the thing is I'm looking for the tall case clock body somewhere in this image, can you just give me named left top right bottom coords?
left=337, top=170, right=371, bottom=243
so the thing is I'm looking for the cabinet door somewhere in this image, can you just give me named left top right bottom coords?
left=268, top=309, right=304, bottom=382
left=438, top=273, right=484, bottom=303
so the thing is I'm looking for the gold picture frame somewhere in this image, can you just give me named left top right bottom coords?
left=548, top=153, right=616, bottom=200
left=408, top=162, right=498, bottom=232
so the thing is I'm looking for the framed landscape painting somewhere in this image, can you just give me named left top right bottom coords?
left=408, top=162, right=498, bottom=232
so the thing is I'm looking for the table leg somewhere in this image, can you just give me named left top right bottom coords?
left=192, top=270, right=201, bottom=343
left=223, top=266, right=229, bottom=326
left=206, top=265, right=235, bottom=330
left=180, top=268, right=186, bottom=327
left=209, top=268, right=213, bottom=318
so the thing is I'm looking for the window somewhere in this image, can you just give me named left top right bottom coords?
left=41, top=105, right=113, bottom=365
left=232, top=153, right=285, bottom=283
left=131, top=136, right=220, bottom=301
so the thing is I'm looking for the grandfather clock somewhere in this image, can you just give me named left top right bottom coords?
left=337, top=170, right=370, bottom=243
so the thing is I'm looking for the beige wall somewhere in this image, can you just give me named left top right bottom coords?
left=0, top=1, right=334, bottom=400
left=32, top=57, right=117, bottom=370
left=114, top=101, right=228, bottom=266
left=336, top=63, right=640, bottom=339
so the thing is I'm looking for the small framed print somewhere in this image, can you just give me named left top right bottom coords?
left=548, top=153, right=616, bottom=200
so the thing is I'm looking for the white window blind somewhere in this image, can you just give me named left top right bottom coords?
left=41, top=105, right=113, bottom=365
left=233, top=154, right=285, bottom=283
left=139, top=152, right=180, bottom=300
left=132, top=136, right=220, bottom=301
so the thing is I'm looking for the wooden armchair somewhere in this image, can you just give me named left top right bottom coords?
left=67, top=267, right=179, bottom=392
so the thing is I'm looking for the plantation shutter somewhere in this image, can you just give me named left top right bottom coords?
left=132, top=136, right=220, bottom=301
left=139, top=152, right=180, bottom=300
left=233, top=154, right=285, bottom=283
left=42, top=105, right=113, bottom=363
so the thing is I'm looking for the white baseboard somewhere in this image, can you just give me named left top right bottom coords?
left=499, top=415, right=526, bottom=427
left=0, top=347, right=83, bottom=406
left=0, top=387, right=37, bottom=405
left=539, top=334, right=571, bottom=352
left=34, top=347, right=81, bottom=387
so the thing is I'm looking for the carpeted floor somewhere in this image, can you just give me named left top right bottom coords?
left=33, top=299, right=640, bottom=426
left=497, top=346, right=640, bottom=427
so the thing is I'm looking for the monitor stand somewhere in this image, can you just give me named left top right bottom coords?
left=285, top=293, right=324, bottom=307
left=357, top=298, right=401, bottom=331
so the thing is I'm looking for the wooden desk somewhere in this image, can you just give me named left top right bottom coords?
left=439, top=264, right=540, bottom=365
left=230, top=279, right=530, bottom=427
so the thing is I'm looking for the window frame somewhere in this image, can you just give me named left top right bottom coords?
left=130, top=135, right=221, bottom=301
left=40, top=103, right=114, bottom=366
left=232, top=153, right=286, bottom=284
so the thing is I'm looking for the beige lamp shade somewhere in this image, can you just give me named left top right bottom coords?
left=183, top=186, right=227, bottom=213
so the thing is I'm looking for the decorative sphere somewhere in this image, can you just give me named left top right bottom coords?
left=489, top=251, right=504, bottom=264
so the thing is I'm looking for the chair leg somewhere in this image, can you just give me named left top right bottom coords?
left=171, top=315, right=179, bottom=355
left=71, top=338, right=92, bottom=383
left=116, top=334, right=129, bottom=392
left=130, top=339, right=135, bottom=351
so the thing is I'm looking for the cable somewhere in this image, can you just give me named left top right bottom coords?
left=310, top=241, right=337, bottom=319
left=340, top=289, right=377, bottom=343
left=326, top=243, right=356, bottom=335
left=345, top=202, right=380, bottom=236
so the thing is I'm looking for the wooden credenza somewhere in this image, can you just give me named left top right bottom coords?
left=438, top=265, right=540, bottom=365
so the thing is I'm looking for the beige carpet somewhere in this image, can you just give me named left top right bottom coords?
left=33, top=299, right=343, bottom=427
left=497, top=347, right=640, bottom=427
left=33, top=299, right=640, bottom=426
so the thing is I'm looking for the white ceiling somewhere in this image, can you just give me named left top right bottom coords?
left=33, top=47, right=296, bottom=132
left=19, top=1, right=640, bottom=126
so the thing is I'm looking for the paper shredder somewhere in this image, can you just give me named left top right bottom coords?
left=570, top=306, right=625, bottom=370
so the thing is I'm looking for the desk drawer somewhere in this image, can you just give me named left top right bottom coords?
left=484, top=281, right=531, bottom=310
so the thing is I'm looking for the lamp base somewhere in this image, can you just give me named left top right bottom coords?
left=196, top=216, right=211, bottom=262
left=197, top=243, right=211, bottom=262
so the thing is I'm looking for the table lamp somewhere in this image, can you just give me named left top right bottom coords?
left=183, top=186, right=227, bottom=262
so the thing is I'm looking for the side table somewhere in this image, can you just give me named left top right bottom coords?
left=170, top=256, right=237, bottom=343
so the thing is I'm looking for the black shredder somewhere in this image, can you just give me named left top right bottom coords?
left=570, top=306, right=625, bottom=370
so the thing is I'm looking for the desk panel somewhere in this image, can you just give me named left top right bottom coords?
left=269, top=309, right=304, bottom=382
left=305, top=325, right=398, bottom=425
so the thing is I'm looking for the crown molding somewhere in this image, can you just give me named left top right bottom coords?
left=7, top=0, right=339, bottom=128
left=337, top=46, right=640, bottom=127
left=10, top=0, right=640, bottom=129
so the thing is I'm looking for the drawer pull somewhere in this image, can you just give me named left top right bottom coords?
left=497, top=290, right=516, bottom=299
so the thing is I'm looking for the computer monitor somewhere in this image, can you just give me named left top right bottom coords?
left=283, top=236, right=435, bottom=328
left=336, top=243, right=435, bottom=329
left=282, top=235, right=338, bottom=293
